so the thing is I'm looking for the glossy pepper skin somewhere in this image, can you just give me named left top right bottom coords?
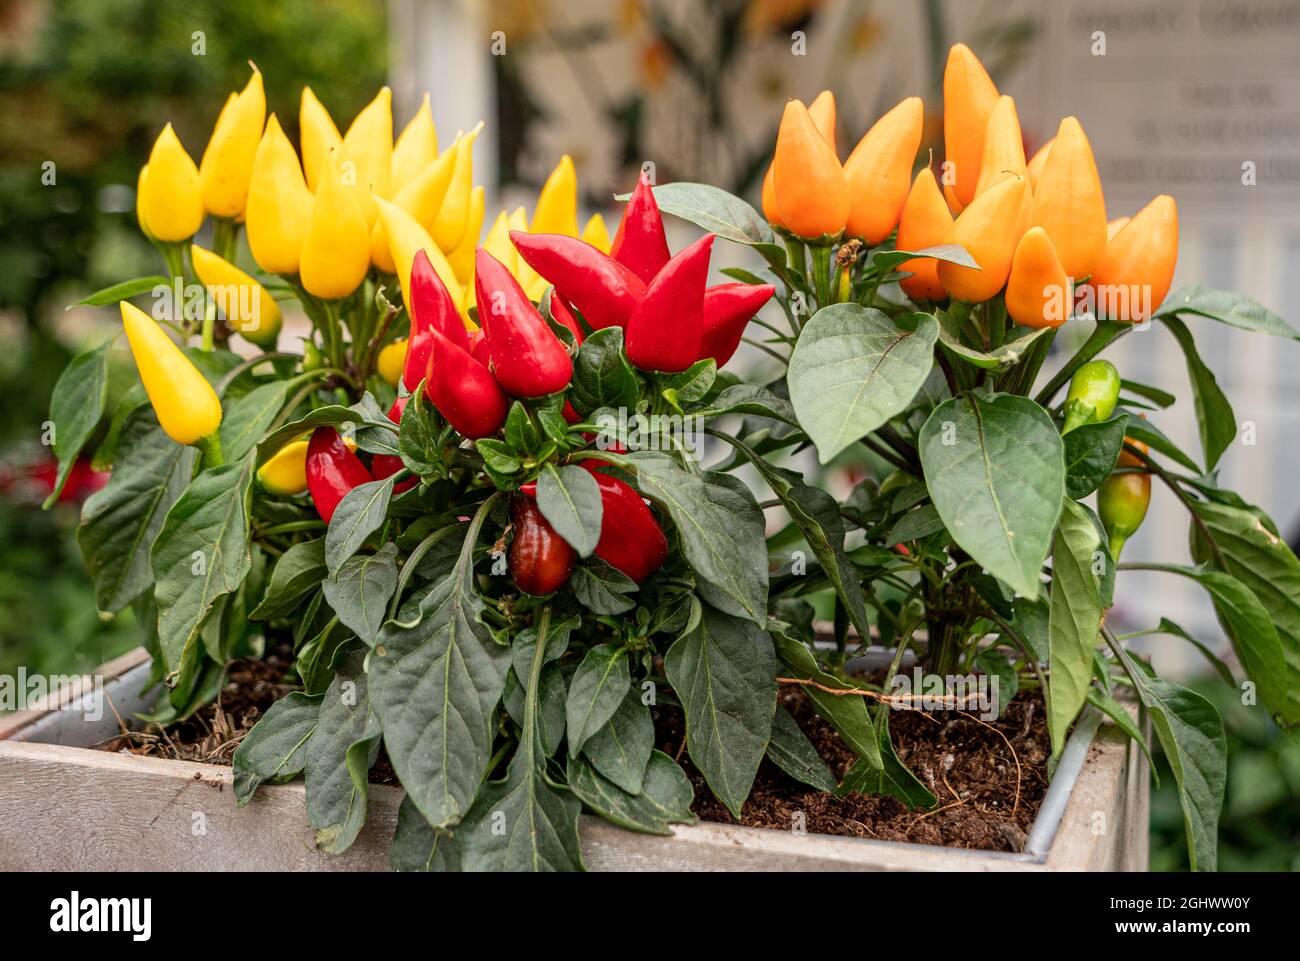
left=245, top=114, right=313, bottom=276
left=895, top=168, right=954, bottom=302
left=581, top=213, right=611, bottom=253
left=391, top=93, right=438, bottom=191
left=198, top=65, right=265, bottom=219
left=772, top=98, right=849, bottom=241
left=374, top=196, right=465, bottom=319
left=761, top=89, right=836, bottom=230
left=406, top=248, right=468, bottom=392
left=842, top=96, right=924, bottom=244
left=942, top=43, right=1000, bottom=212
left=1098, top=438, right=1150, bottom=561
left=1089, top=195, right=1179, bottom=323
left=530, top=154, right=579, bottom=237
left=548, top=294, right=585, bottom=344
left=1062, top=360, right=1121, bottom=434
left=625, top=234, right=714, bottom=373
left=509, top=495, right=575, bottom=595
left=139, top=124, right=204, bottom=242
left=190, top=244, right=282, bottom=349
left=511, top=231, right=647, bottom=330
left=371, top=398, right=418, bottom=493
left=1029, top=116, right=1107, bottom=280
left=1005, top=227, right=1071, bottom=329
left=377, top=339, right=407, bottom=387
left=610, top=170, right=671, bottom=284
left=424, top=328, right=508, bottom=439
left=937, top=175, right=1027, bottom=303
left=371, top=142, right=457, bottom=273
left=306, top=427, right=374, bottom=524
left=475, top=249, right=573, bottom=397
left=579, top=464, right=669, bottom=582
left=299, top=86, right=342, bottom=192
left=119, top=301, right=222, bottom=446
left=698, top=282, right=776, bottom=368
left=257, top=439, right=309, bottom=495
left=300, top=152, right=371, bottom=300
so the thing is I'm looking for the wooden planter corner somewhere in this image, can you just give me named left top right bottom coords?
left=0, top=649, right=1148, bottom=871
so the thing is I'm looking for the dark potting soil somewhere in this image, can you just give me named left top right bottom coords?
left=99, top=650, right=1050, bottom=851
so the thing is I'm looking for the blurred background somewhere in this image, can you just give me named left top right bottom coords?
left=1, top=0, right=1296, bottom=869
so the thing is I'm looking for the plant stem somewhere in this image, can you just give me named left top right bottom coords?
left=198, top=431, right=224, bottom=469
left=810, top=244, right=832, bottom=308
left=1033, top=321, right=1130, bottom=405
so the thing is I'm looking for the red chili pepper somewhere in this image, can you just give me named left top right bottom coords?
left=610, top=169, right=671, bottom=284
left=405, top=249, right=467, bottom=393
left=474, top=248, right=573, bottom=398
left=509, top=495, right=575, bottom=595
left=467, top=328, right=491, bottom=367
left=562, top=399, right=582, bottom=424
left=578, top=462, right=668, bottom=581
left=698, top=282, right=776, bottom=367
left=423, top=327, right=509, bottom=439
left=625, top=233, right=713, bottom=373
left=548, top=294, right=585, bottom=345
left=510, top=231, right=646, bottom=330
left=371, top=397, right=418, bottom=493
left=306, top=426, right=374, bottom=523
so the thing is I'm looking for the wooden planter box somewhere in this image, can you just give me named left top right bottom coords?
left=0, top=649, right=1148, bottom=871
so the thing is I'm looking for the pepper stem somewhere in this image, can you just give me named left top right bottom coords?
left=198, top=431, right=224, bottom=469
left=810, top=244, right=832, bottom=308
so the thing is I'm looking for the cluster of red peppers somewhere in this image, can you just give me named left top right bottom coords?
left=305, top=168, right=774, bottom=596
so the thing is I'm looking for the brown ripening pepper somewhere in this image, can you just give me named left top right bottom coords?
left=509, top=495, right=575, bottom=595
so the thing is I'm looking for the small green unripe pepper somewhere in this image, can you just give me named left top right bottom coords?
left=1062, top=359, right=1121, bottom=433
left=1097, top=437, right=1150, bottom=560
left=301, top=340, right=324, bottom=372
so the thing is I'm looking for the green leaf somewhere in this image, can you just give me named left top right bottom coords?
left=838, top=712, right=936, bottom=809
left=629, top=453, right=768, bottom=624
left=870, top=243, right=978, bottom=273
left=1047, top=499, right=1105, bottom=759
left=1063, top=414, right=1127, bottom=498
left=475, top=438, right=523, bottom=478
left=1109, top=641, right=1225, bottom=871
left=504, top=401, right=540, bottom=454
left=321, top=544, right=399, bottom=647
left=78, top=410, right=195, bottom=613
left=1120, top=379, right=1175, bottom=409
left=249, top=538, right=326, bottom=621
left=767, top=706, right=836, bottom=792
left=884, top=505, right=946, bottom=544
left=74, top=275, right=170, bottom=306
left=704, top=383, right=799, bottom=428
left=1160, top=316, right=1235, bottom=471
left=219, top=381, right=289, bottom=463
left=1086, top=691, right=1155, bottom=770
left=390, top=795, right=459, bottom=871
left=642, top=181, right=774, bottom=246
left=662, top=359, right=716, bottom=404
left=232, top=691, right=321, bottom=805
left=151, top=456, right=256, bottom=672
left=537, top=463, right=602, bottom=557
left=919, top=393, right=1065, bottom=598
left=1155, top=284, right=1299, bottom=340
left=1012, top=597, right=1050, bottom=663
left=566, top=750, right=696, bottom=836
left=305, top=652, right=381, bottom=853
left=502, top=662, right=568, bottom=756
left=772, top=631, right=882, bottom=767
left=1149, top=618, right=1235, bottom=687
left=256, top=399, right=393, bottom=464
left=44, top=339, right=111, bottom=507
left=571, top=559, right=637, bottom=615
left=369, top=503, right=510, bottom=828
left=1117, top=412, right=1201, bottom=473
left=397, top=387, right=445, bottom=477
left=324, top=477, right=394, bottom=576
left=973, top=649, right=1018, bottom=718
left=570, top=327, right=640, bottom=414
left=789, top=306, right=939, bottom=463
left=566, top=642, right=631, bottom=756
left=937, top=320, right=1051, bottom=371
left=582, top=689, right=655, bottom=795
left=1190, top=501, right=1300, bottom=727
left=665, top=606, right=777, bottom=819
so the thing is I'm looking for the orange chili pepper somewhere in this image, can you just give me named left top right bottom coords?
left=842, top=96, right=923, bottom=244
left=1005, top=227, right=1071, bottom=329
left=1089, top=195, right=1179, bottom=323
left=772, top=99, right=849, bottom=241
left=1028, top=116, right=1107, bottom=280
left=942, top=43, right=999, bottom=212
left=895, top=167, right=953, bottom=302
left=936, top=175, right=1026, bottom=303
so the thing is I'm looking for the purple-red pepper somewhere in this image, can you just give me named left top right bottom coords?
left=423, top=327, right=508, bottom=439
left=699, top=282, right=778, bottom=367
left=509, top=495, right=575, bottom=595
left=306, top=426, right=374, bottom=523
left=625, top=234, right=713, bottom=373
left=474, top=248, right=573, bottom=398
left=609, top=170, right=671, bottom=284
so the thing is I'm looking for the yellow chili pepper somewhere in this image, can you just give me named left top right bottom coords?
left=257, top=439, right=309, bottom=495
left=581, top=212, right=611, bottom=253
left=370, top=140, right=458, bottom=273
left=531, top=154, right=579, bottom=237
left=136, top=166, right=154, bottom=239
left=245, top=114, right=314, bottom=276
left=842, top=96, right=923, bottom=244
left=895, top=167, right=953, bottom=302
left=299, top=86, right=342, bottom=192
left=391, top=92, right=438, bottom=191
left=299, top=152, right=371, bottom=300
left=190, top=244, right=283, bottom=349
left=340, top=86, right=394, bottom=226
left=119, top=301, right=222, bottom=446
left=1090, top=195, right=1179, bottom=323
left=772, top=98, right=849, bottom=241
left=936, top=174, right=1027, bottom=303
left=432, top=123, right=482, bottom=252
left=483, top=210, right=518, bottom=274
left=1005, top=227, right=1071, bottom=329
left=447, top=185, right=485, bottom=288
left=139, top=124, right=204, bottom=242
left=376, top=339, right=408, bottom=387
left=942, top=43, right=1000, bottom=212
left=373, top=195, right=465, bottom=317
left=507, top=204, right=541, bottom=295
left=198, top=64, right=266, bottom=219
left=1029, top=116, right=1107, bottom=280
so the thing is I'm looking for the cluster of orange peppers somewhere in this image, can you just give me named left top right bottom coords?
left=761, top=44, right=1180, bottom=327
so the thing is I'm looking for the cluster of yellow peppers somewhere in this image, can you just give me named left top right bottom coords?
left=762, top=44, right=1180, bottom=327
left=124, top=64, right=614, bottom=475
